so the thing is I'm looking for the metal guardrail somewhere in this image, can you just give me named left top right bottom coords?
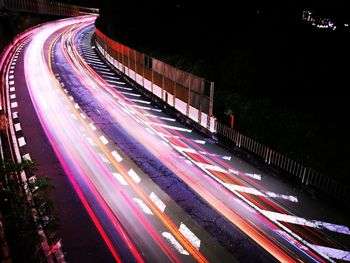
left=217, top=122, right=350, bottom=204
left=0, top=0, right=98, bottom=16
left=92, top=26, right=349, bottom=204
left=94, top=28, right=217, bottom=133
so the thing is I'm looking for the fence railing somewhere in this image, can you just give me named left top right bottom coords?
left=93, top=27, right=349, bottom=204
left=94, top=28, right=217, bottom=133
left=217, top=122, right=350, bottom=204
left=0, top=0, right=98, bottom=17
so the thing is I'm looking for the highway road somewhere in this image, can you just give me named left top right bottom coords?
left=3, top=16, right=350, bottom=262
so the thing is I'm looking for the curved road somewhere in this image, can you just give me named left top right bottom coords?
left=3, top=16, right=350, bottom=262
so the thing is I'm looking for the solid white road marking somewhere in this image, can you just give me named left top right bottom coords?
left=128, top=169, right=141, bottom=183
left=162, top=232, right=189, bottom=255
left=179, top=223, right=201, bottom=250
left=149, top=192, right=166, bottom=212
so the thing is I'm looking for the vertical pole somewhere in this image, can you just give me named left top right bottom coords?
left=187, top=75, right=191, bottom=117
left=173, top=68, right=177, bottom=107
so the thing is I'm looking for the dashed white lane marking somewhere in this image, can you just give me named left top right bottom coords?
left=68, top=96, right=74, bottom=100
left=133, top=198, right=153, bottom=215
left=74, top=103, right=80, bottom=109
left=86, top=137, right=97, bottom=146
left=130, top=105, right=162, bottom=112
left=103, top=75, right=120, bottom=80
left=143, top=113, right=176, bottom=122
left=162, top=232, right=189, bottom=255
left=149, top=122, right=192, bottom=133
left=10, top=94, right=16, bottom=99
left=14, top=123, right=22, bottom=131
left=10, top=70, right=14, bottom=74
left=89, top=123, right=97, bottom=131
left=99, top=135, right=108, bottom=145
left=194, top=140, right=206, bottom=144
left=22, top=153, right=31, bottom=161
left=129, top=98, right=151, bottom=104
left=198, top=150, right=231, bottom=161
left=161, top=141, right=170, bottom=148
left=111, top=85, right=133, bottom=91
left=10, top=66, right=15, bottom=70
left=108, top=80, right=126, bottom=85
left=127, top=169, right=141, bottom=183
left=12, top=112, right=18, bottom=119
left=229, top=169, right=261, bottom=180
left=179, top=223, right=201, bottom=250
left=112, top=173, right=128, bottom=185
left=96, top=67, right=111, bottom=72
left=13, top=58, right=17, bottom=62
left=224, top=183, right=265, bottom=196
left=63, top=89, right=68, bottom=93
left=265, top=191, right=298, bottom=202
left=10, top=87, right=15, bottom=92
left=70, top=113, right=78, bottom=120
left=308, top=244, right=350, bottom=261
left=9, top=75, right=14, bottom=79
left=261, top=211, right=350, bottom=235
left=197, top=163, right=229, bottom=174
left=119, top=91, right=141, bottom=97
left=111, top=150, right=123, bottom=162
left=100, top=71, right=115, bottom=75
left=146, top=128, right=155, bottom=135
left=243, top=173, right=262, bottom=180
left=9, top=80, right=14, bottom=85
left=18, top=137, right=26, bottom=147
left=98, top=153, right=110, bottom=163
left=149, top=192, right=166, bottom=212
left=80, top=113, right=86, bottom=119
left=88, top=61, right=104, bottom=66
left=224, top=183, right=298, bottom=202
left=11, top=102, right=18, bottom=108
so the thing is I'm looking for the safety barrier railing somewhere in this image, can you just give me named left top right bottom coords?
left=217, top=122, right=350, bottom=204
left=0, top=0, right=98, bottom=16
left=94, top=28, right=217, bottom=133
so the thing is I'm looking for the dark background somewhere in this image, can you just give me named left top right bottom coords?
left=66, top=1, right=350, bottom=184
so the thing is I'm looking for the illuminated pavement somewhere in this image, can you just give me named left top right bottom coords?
left=5, top=16, right=350, bottom=262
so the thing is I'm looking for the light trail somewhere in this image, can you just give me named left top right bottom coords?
left=64, top=21, right=350, bottom=262
left=21, top=16, right=234, bottom=263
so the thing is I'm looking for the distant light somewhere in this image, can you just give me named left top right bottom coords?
left=345, top=24, right=349, bottom=27
left=333, top=26, right=337, bottom=31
